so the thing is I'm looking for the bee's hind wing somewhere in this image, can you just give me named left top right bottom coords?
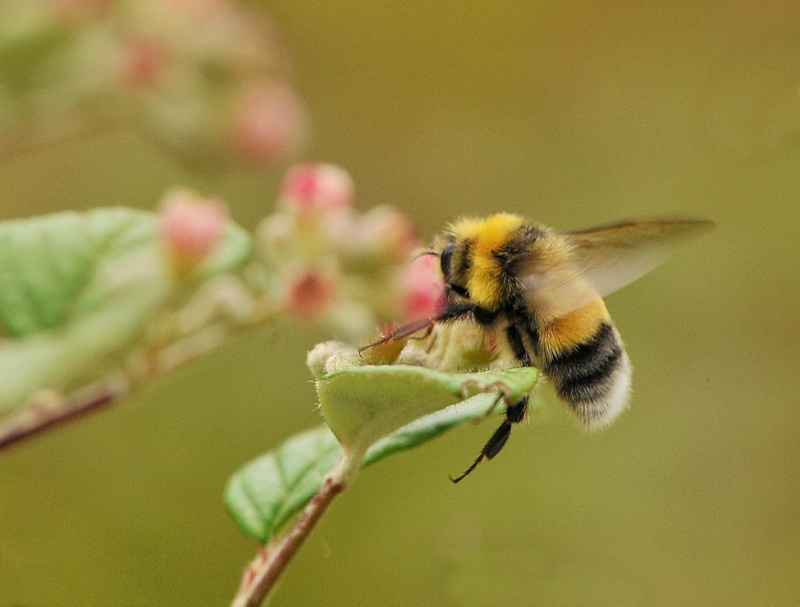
left=521, top=219, right=714, bottom=319
left=566, top=219, right=714, bottom=298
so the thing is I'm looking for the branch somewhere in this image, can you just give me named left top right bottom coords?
left=230, top=471, right=348, bottom=607
left=0, top=382, right=125, bottom=450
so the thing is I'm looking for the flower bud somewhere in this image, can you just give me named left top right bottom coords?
left=234, top=82, right=308, bottom=167
left=280, top=163, right=355, bottom=214
left=422, top=322, right=499, bottom=372
left=160, top=188, right=227, bottom=276
left=284, top=266, right=338, bottom=321
left=119, top=36, right=169, bottom=89
left=401, top=254, right=446, bottom=321
left=306, top=341, right=363, bottom=379
left=359, top=206, right=418, bottom=263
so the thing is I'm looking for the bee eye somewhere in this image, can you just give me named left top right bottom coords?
left=450, top=283, right=469, bottom=298
left=440, top=242, right=455, bottom=279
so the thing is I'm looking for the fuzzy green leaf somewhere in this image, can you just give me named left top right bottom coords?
left=318, top=365, right=539, bottom=462
left=0, top=207, right=251, bottom=416
left=225, top=366, right=539, bottom=543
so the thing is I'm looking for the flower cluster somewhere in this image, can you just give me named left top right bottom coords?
left=256, top=163, right=443, bottom=341
left=153, top=163, right=505, bottom=372
left=0, top=0, right=306, bottom=169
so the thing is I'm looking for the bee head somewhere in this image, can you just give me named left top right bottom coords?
left=438, top=214, right=528, bottom=310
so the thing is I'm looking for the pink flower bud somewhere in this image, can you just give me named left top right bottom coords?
left=234, top=82, right=307, bottom=167
left=363, top=208, right=419, bottom=261
left=160, top=189, right=228, bottom=275
left=120, top=37, right=168, bottom=89
left=280, top=163, right=355, bottom=214
left=53, top=0, right=110, bottom=25
left=401, top=254, right=446, bottom=321
left=285, top=267, right=337, bottom=320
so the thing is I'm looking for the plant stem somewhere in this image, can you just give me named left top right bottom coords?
left=0, top=383, right=123, bottom=451
left=0, top=303, right=278, bottom=452
left=230, top=471, right=348, bottom=607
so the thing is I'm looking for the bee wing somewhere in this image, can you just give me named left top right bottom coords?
left=521, top=219, right=714, bottom=320
left=566, top=219, right=715, bottom=298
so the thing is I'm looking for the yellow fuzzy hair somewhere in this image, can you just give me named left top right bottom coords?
left=537, top=299, right=611, bottom=360
left=447, top=213, right=524, bottom=309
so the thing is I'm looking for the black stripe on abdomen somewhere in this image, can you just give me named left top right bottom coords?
left=543, top=322, right=623, bottom=404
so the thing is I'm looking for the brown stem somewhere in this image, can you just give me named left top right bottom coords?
left=231, top=474, right=347, bottom=607
left=0, top=298, right=280, bottom=452
left=0, top=383, right=125, bottom=451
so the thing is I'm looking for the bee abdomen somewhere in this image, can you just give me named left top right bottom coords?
left=543, top=322, right=631, bottom=428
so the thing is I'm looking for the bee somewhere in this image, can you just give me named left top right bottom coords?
left=368, top=213, right=713, bottom=482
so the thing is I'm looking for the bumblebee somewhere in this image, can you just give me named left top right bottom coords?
left=375, top=213, right=713, bottom=482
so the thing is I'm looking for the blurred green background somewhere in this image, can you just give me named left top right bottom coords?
left=2, top=1, right=799, bottom=605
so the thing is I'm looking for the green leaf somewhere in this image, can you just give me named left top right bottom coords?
left=225, top=366, right=539, bottom=543
left=225, top=426, right=342, bottom=543
left=0, top=207, right=251, bottom=416
left=317, top=365, right=539, bottom=463
left=363, top=393, right=507, bottom=466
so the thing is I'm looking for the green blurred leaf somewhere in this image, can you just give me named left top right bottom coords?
left=225, top=366, right=539, bottom=543
left=0, top=207, right=251, bottom=416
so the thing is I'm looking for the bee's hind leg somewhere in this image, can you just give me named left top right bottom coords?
left=450, top=324, right=533, bottom=484
left=450, top=397, right=528, bottom=483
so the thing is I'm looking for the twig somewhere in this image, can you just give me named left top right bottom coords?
left=0, top=288, right=276, bottom=453
left=230, top=472, right=348, bottom=607
left=0, top=382, right=125, bottom=451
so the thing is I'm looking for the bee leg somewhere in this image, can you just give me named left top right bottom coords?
left=449, top=422, right=509, bottom=483
left=359, top=304, right=495, bottom=354
left=451, top=325, right=532, bottom=484
left=436, top=303, right=497, bottom=326
left=506, top=324, right=532, bottom=367
left=358, top=317, right=435, bottom=353
left=450, top=397, right=528, bottom=483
